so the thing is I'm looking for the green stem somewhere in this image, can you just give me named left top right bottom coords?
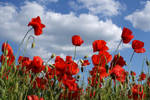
left=45, top=57, right=52, bottom=66
left=23, top=35, right=35, bottom=56
left=129, top=51, right=135, bottom=63
left=73, top=46, right=77, bottom=60
left=16, top=28, right=33, bottom=58
left=128, top=51, right=135, bottom=72
left=113, top=39, right=122, bottom=55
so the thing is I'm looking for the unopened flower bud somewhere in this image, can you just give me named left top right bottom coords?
left=88, top=79, right=92, bottom=85
left=4, top=50, right=8, bottom=56
left=117, top=52, right=120, bottom=58
left=102, top=78, right=105, bottom=83
left=80, top=59, right=84, bottom=64
left=81, top=66, right=84, bottom=72
left=31, top=42, right=35, bottom=48
left=146, top=60, right=150, bottom=66
left=84, top=55, right=88, bottom=59
left=77, top=75, right=80, bottom=79
left=49, top=64, right=55, bottom=68
left=45, top=66, right=49, bottom=72
left=51, top=53, right=55, bottom=59
left=14, top=65, right=17, bottom=72
left=105, top=64, right=109, bottom=73
left=54, top=75, right=57, bottom=80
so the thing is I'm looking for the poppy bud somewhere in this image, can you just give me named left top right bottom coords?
left=84, top=55, right=88, bottom=59
left=49, top=64, right=55, bottom=68
left=31, top=42, right=35, bottom=48
left=88, top=79, right=92, bottom=85
left=77, top=75, right=80, bottom=79
left=102, top=78, right=105, bottom=83
left=14, top=65, right=17, bottom=72
left=54, top=75, right=57, bottom=80
left=97, top=73, right=100, bottom=77
left=80, top=59, right=84, bottom=64
left=4, top=50, right=8, bottom=56
left=45, top=66, right=48, bottom=73
left=81, top=66, right=84, bottom=72
left=117, top=52, right=120, bottom=58
left=105, top=64, right=109, bottom=73
left=51, top=53, right=56, bottom=59
left=146, top=60, right=150, bottom=66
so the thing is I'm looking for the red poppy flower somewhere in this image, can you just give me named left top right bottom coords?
left=54, top=56, right=67, bottom=72
left=0, top=54, right=15, bottom=66
left=147, top=77, right=150, bottom=87
left=110, top=54, right=126, bottom=68
left=28, top=16, right=45, bottom=36
left=131, top=71, right=136, bottom=76
left=138, top=72, right=146, bottom=81
left=31, top=56, right=45, bottom=73
left=89, top=66, right=108, bottom=88
left=92, top=40, right=109, bottom=52
left=72, top=35, right=84, bottom=46
left=82, top=60, right=90, bottom=66
left=132, top=40, right=146, bottom=53
left=134, top=48, right=146, bottom=53
left=129, top=84, right=145, bottom=100
left=92, top=51, right=112, bottom=67
left=62, top=74, right=78, bottom=91
left=2, top=42, right=13, bottom=56
left=110, top=65, right=127, bottom=83
left=121, top=27, right=134, bottom=44
left=18, top=56, right=32, bottom=71
left=67, top=61, right=79, bottom=75
left=27, top=95, right=44, bottom=100
left=33, top=77, right=48, bottom=89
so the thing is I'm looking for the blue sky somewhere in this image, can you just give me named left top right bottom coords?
left=0, top=0, right=150, bottom=77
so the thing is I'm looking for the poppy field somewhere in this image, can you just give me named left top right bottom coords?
left=0, top=16, right=150, bottom=100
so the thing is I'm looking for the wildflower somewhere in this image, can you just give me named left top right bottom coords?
left=138, top=72, right=146, bottom=81
left=131, top=71, right=136, bottom=76
left=27, top=95, right=44, bottom=100
left=33, top=77, right=48, bottom=90
left=110, top=54, right=126, bottom=68
left=0, top=42, right=15, bottom=66
left=110, top=65, right=127, bottom=83
left=28, top=16, right=45, bottom=36
left=128, top=84, right=145, bottom=100
left=92, top=51, right=112, bottom=67
left=2, top=42, right=13, bottom=55
left=81, top=60, right=90, bottom=66
left=121, top=27, right=134, bottom=44
left=132, top=40, right=146, bottom=53
left=92, top=40, right=108, bottom=52
left=31, top=56, right=45, bottom=73
left=72, top=35, right=84, bottom=46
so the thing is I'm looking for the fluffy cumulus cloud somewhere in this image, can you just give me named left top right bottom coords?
left=37, top=0, right=58, bottom=3
left=70, top=0, right=122, bottom=16
left=125, top=1, right=150, bottom=32
left=0, top=1, right=128, bottom=60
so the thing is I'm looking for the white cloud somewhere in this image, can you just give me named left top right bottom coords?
left=125, top=1, right=150, bottom=32
left=70, top=0, right=122, bottom=16
left=0, top=1, right=126, bottom=60
left=37, top=0, right=58, bottom=3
